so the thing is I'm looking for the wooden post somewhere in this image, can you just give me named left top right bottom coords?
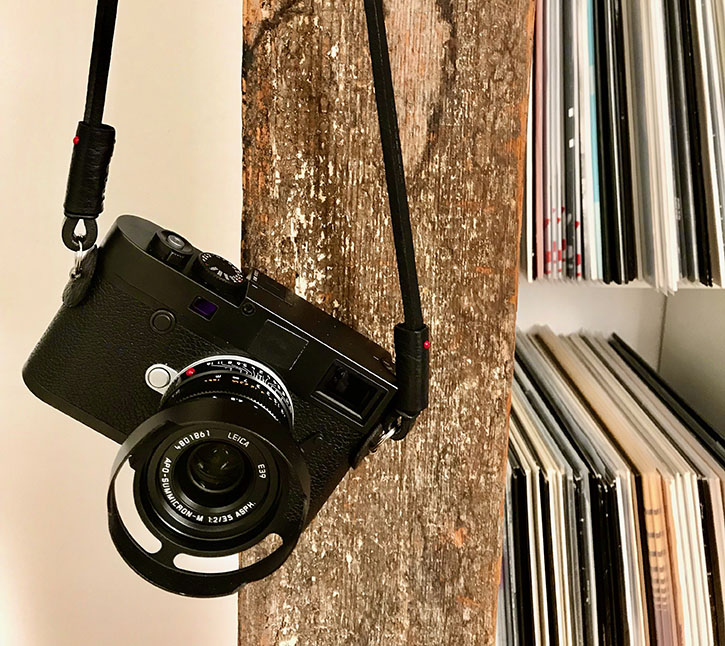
left=240, top=0, right=534, bottom=643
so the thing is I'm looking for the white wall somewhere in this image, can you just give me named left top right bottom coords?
left=0, top=1, right=241, bottom=644
left=659, top=290, right=725, bottom=430
left=517, top=278, right=667, bottom=366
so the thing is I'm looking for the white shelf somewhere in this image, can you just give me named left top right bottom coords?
left=517, top=276, right=666, bottom=367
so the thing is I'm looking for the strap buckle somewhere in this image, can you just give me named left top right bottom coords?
left=351, top=417, right=398, bottom=469
left=351, top=411, right=418, bottom=469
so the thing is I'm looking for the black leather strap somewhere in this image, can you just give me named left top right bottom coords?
left=62, top=0, right=119, bottom=249
left=64, top=0, right=429, bottom=426
left=362, top=0, right=429, bottom=431
left=84, top=0, right=119, bottom=126
left=363, top=0, right=422, bottom=331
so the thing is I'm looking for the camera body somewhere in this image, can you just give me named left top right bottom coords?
left=24, top=215, right=399, bottom=523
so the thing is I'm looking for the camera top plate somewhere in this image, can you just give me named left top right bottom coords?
left=101, top=215, right=397, bottom=428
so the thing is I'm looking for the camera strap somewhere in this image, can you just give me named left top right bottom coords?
left=62, top=0, right=429, bottom=438
left=61, top=0, right=118, bottom=252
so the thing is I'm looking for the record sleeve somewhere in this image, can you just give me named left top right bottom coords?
left=535, top=0, right=546, bottom=279
left=546, top=0, right=564, bottom=279
left=611, top=0, right=638, bottom=281
left=593, top=0, right=620, bottom=284
left=679, top=0, right=713, bottom=284
left=525, top=68, right=535, bottom=282
left=609, top=334, right=725, bottom=463
left=510, top=442, right=536, bottom=645
left=562, top=0, right=581, bottom=279
left=502, top=461, right=518, bottom=645
left=622, top=0, right=655, bottom=285
left=664, top=0, right=700, bottom=282
left=688, top=0, right=725, bottom=285
left=587, top=0, right=604, bottom=280
left=577, top=0, right=601, bottom=281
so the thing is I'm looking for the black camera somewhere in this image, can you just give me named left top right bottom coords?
left=25, top=216, right=428, bottom=596
left=25, top=0, right=429, bottom=597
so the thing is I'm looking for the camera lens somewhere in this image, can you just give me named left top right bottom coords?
left=166, top=232, right=188, bottom=251
left=163, top=356, right=294, bottom=426
left=136, top=356, right=298, bottom=543
left=172, top=437, right=253, bottom=509
left=108, top=355, right=311, bottom=596
left=187, top=442, right=245, bottom=493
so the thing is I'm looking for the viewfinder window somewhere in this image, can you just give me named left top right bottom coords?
left=318, top=362, right=380, bottom=418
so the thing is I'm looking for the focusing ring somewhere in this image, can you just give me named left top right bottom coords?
left=163, top=356, right=294, bottom=425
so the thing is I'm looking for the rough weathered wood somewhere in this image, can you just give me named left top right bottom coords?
left=240, top=0, right=534, bottom=643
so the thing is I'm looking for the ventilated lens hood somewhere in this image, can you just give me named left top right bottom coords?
left=107, top=397, right=310, bottom=597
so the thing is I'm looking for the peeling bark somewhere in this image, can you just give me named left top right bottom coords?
left=239, top=0, right=534, bottom=642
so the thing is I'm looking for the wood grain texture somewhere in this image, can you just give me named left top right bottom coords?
left=240, top=0, right=534, bottom=643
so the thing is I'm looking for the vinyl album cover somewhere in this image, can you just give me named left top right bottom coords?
left=505, top=330, right=725, bottom=646
left=562, top=0, right=581, bottom=279
left=664, top=0, right=700, bottom=281
left=521, top=0, right=725, bottom=289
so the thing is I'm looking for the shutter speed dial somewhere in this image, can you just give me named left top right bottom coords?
left=192, top=252, right=246, bottom=300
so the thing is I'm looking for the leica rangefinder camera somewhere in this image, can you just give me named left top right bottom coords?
left=24, top=0, right=428, bottom=597
left=25, top=216, right=428, bottom=596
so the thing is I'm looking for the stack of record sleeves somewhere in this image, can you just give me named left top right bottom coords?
left=497, top=328, right=725, bottom=645
left=521, top=0, right=725, bottom=292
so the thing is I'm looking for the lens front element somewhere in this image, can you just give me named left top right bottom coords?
left=148, top=424, right=277, bottom=539
left=187, top=441, right=246, bottom=493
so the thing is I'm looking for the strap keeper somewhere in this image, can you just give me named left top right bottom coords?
left=391, top=323, right=430, bottom=439
left=64, top=120, right=115, bottom=218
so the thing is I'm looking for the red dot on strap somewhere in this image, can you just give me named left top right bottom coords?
left=423, top=340, right=430, bottom=350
